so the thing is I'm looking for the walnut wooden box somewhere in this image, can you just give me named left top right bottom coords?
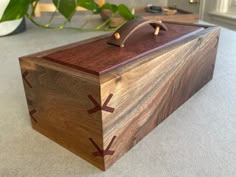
left=19, top=20, right=220, bottom=171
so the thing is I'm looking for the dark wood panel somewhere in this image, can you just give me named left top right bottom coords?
left=19, top=59, right=106, bottom=170
left=44, top=23, right=203, bottom=75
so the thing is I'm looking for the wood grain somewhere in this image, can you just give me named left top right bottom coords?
left=100, top=26, right=220, bottom=170
left=19, top=23, right=220, bottom=171
left=19, top=58, right=106, bottom=169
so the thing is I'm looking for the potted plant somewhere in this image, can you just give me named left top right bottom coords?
left=0, top=0, right=135, bottom=35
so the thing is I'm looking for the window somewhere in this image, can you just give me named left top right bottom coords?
left=215, top=0, right=236, bottom=14
left=206, top=0, right=236, bottom=29
left=229, top=0, right=236, bottom=13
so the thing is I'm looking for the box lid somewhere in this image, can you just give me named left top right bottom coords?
left=39, top=22, right=204, bottom=76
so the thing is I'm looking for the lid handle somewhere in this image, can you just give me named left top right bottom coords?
left=107, top=18, right=168, bottom=47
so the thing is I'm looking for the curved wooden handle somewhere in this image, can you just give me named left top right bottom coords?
left=107, top=18, right=168, bottom=47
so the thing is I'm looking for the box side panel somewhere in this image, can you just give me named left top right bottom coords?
left=100, top=28, right=220, bottom=170
left=19, top=58, right=105, bottom=170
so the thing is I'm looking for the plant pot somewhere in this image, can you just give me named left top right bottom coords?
left=0, top=0, right=26, bottom=37
left=0, top=18, right=26, bottom=37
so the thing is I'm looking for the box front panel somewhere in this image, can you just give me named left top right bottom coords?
left=19, top=58, right=105, bottom=170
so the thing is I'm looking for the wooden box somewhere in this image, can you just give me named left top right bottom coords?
left=19, top=19, right=220, bottom=171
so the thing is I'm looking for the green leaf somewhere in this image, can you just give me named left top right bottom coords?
left=118, top=4, right=134, bottom=20
left=53, top=0, right=76, bottom=21
left=0, top=0, right=30, bottom=22
left=77, top=0, right=100, bottom=13
left=101, top=3, right=118, bottom=13
left=77, top=0, right=100, bottom=14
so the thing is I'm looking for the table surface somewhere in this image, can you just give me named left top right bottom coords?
left=0, top=19, right=236, bottom=177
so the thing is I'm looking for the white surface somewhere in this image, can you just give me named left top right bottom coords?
left=0, top=20, right=236, bottom=177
